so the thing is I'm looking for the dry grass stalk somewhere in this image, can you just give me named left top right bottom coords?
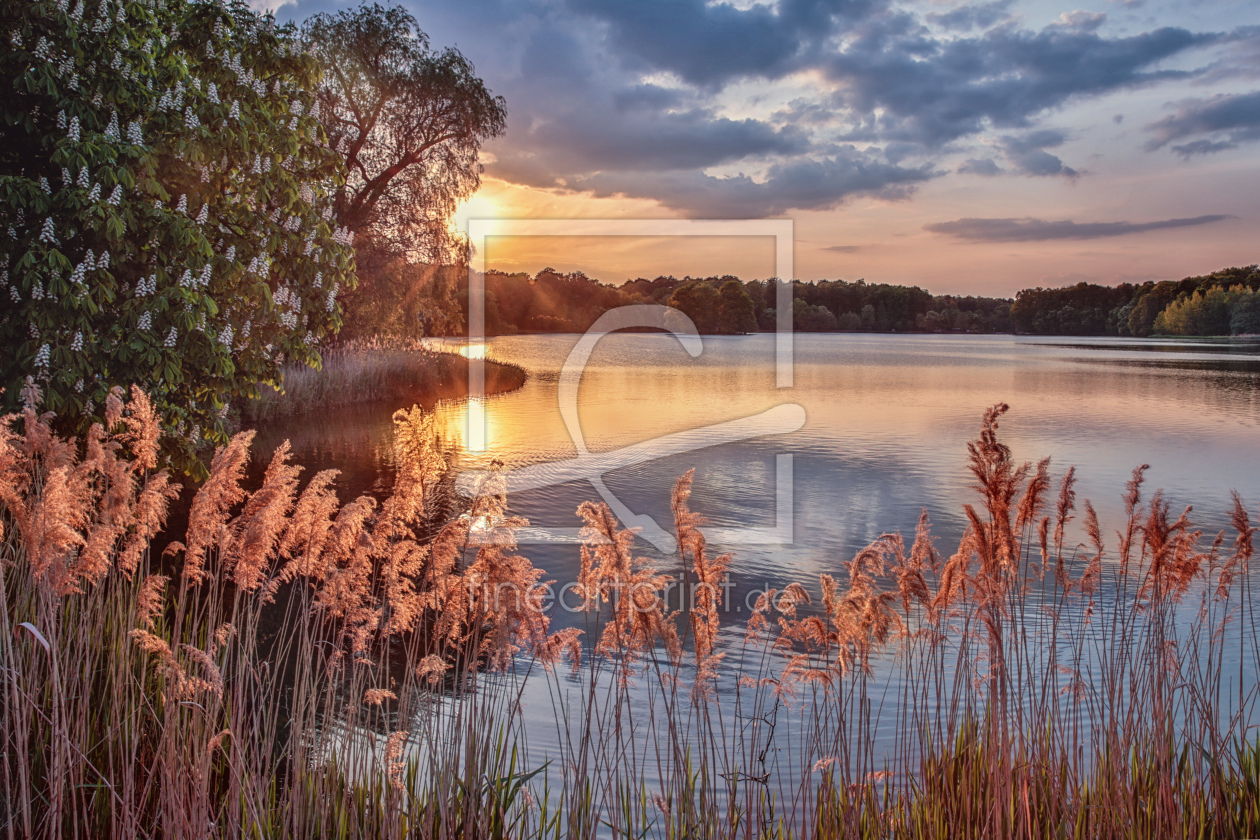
left=2, top=395, right=1258, bottom=840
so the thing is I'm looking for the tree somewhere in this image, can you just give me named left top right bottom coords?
left=668, top=282, right=719, bottom=333
left=836, top=311, right=862, bottom=331
left=716, top=280, right=756, bottom=334
left=302, top=3, right=506, bottom=263
left=1155, top=286, right=1243, bottom=336
left=1, top=0, right=354, bottom=474
left=1230, top=289, right=1260, bottom=336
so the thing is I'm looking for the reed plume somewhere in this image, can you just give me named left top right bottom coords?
left=3, top=394, right=1258, bottom=840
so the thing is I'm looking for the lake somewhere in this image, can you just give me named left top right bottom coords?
left=255, top=332, right=1260, bottom=790
left=259, top=332, right=1260, bottom=623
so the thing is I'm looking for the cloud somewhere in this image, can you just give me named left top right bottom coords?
left=824, top=23, right=1212, bottom=146
left=1198, top=26, right=1260, bottom=82
left=513, top=110, right=811, bottom=172
left=998, top=129, right=1080, bottom=177
left=612, top=84, right=687, bottom=112
left=563, top=0, right=876, bottom=87
left=273, top=0, right=1249, bottom=219
left=822, top=244, right=864, bottom=252
left=573, top=149, right=937, bottom=217
left=925, top=214, right=1231, bottom=241
left=926, top=0, right=1012, bottom=32
left=958, top=157, right=1002, bottom=175
left=1144, top=91, right=1260, bottom=156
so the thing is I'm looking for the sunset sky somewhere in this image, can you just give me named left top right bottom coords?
left=271, top=0, right=1260, bottom=297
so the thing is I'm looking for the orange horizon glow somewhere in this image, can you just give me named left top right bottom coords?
left=453, top=174, right=1257, bottom=299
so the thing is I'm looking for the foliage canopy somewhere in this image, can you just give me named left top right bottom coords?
left=0, top=0, right=356, bottom=475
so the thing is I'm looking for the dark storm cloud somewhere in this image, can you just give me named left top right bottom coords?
left=1144, top=91, right=1260, bottom=156
left=926, top=214, right=1231, bottom=241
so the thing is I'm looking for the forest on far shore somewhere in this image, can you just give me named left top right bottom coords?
left=349, top=263, right=1260, bottom=339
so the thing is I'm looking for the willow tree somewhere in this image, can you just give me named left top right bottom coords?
left=0, top=0, right=356, bottom=474
left=302, top=4, right=505, bottom=339
left=302, top=3, right=506, bottom=262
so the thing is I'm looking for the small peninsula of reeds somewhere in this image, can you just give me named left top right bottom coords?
left=241, top=338, right=526, bottom=423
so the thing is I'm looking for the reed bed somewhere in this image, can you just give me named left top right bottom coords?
left=1, top=386, right=1258, bottom=839
left=241, top=338, right=526, bottom=422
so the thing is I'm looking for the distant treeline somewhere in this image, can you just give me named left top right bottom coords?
left=452, top=269, right=1013, bottom=336
left=1010, top=265, right=1260, bottom=337
left=347, top=263, right=1260, bottom=339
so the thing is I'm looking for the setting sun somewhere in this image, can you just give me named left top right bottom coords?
left=451, top=191, right=502, bottom=239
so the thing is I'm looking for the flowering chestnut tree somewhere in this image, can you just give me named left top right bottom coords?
left=0, top=0, right=355, bottom=475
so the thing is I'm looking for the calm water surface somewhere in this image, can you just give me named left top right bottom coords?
left=261, top=332, right=1260, bottom=608
left=259, top=332, right=1260, bottom=785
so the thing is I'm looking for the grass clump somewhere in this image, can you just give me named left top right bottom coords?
left=241, top=338, right=526, bottom=423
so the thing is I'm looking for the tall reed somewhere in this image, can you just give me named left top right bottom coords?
left=1, top=391, right=1257, bottom=839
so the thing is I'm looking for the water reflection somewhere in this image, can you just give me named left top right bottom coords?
left=252, top=333, right=1260, bottom=805
left=265, top=333, right=1260, bottom=606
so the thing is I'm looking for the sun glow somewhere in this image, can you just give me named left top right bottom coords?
left=452, top=192, right=501, bottom=238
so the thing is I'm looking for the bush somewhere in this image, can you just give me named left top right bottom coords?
left=0, top=0, right=355, bottom=475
